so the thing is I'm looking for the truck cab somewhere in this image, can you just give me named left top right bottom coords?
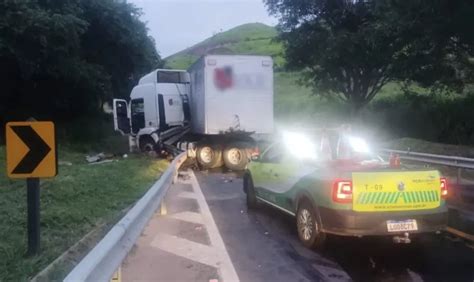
left=113, top=69, right=191, bottom=152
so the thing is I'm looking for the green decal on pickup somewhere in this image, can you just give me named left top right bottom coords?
left=356, top=191, right=439, bottom=205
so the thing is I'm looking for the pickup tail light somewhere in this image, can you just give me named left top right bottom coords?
left=332, top=180, right=353, bottom=203
left=250, top=147, right=260, bottom=161
left=440, top=177, right=448, bottom=199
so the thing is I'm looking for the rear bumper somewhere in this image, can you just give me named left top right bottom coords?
left=319, top=206, right=448, bottom=236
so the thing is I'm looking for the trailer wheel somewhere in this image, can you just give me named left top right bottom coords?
left=223, top=144, right=248, bottom=171
left=196, top=144, right=222, bottom=169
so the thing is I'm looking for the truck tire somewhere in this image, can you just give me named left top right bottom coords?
left=196, top=144, right=222, bottom=169
left=139, top=136, right=156, bottom=153
left=223, top=143, right=248, bottom=171
left=296, top=200, right=327, bottom=250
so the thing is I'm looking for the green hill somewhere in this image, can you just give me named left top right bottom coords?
left=165, top=23, right=285, bottom=69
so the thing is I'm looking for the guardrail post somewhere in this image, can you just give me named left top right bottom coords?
left=160, top=200, right=167, bottom=215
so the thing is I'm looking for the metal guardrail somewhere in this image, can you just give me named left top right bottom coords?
left=379, top=149, right=474, bottom=170
left=381, top=148, right=474, bottom=209
left=64, top=152, right=187, bottom=282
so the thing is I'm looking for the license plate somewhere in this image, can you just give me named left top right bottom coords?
left=387, top=220, right=418, bottom=232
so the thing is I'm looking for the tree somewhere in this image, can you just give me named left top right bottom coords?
left=0, top=0, right=161, bottom=134
left=264, top=0, right=474, bottom=115
left=379, top=0, right=474, bottom=92
left=264, top=0, right=402, bottom=115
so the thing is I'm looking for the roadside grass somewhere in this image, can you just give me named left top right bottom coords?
left=0, top=146, right=168, bottom=280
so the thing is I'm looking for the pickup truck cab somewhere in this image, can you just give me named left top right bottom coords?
left=244, top=130, right=448, bottom=249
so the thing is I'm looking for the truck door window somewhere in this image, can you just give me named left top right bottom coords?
left=131, top=98, right=145, bottom=134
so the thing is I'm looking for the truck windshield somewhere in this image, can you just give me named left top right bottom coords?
left=157, top=71, right=185, bottom=83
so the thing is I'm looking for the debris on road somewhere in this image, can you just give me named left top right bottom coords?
left=221, top=176, right=234, bottom=183
left=58, top=161, right=73, bottom=166
left=178, top=173, right=191, bottom=181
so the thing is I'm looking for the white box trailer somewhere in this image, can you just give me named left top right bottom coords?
left=184, top=55, right=274, bottom=170
left=188, top=55, right=274, bottom=135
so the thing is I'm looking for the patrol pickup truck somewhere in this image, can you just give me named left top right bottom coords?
left=243, top=130, right=448, bottom=249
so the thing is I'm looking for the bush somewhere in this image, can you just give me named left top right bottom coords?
left=362, top=91, right=474, bottom=145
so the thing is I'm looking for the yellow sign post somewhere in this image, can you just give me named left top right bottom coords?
left=6, top=121, right=57, bottom=178
left=5, top=121, right=57, bottom=255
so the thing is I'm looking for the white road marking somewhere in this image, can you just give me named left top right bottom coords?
left=169, top=211, right=204, bottom=225
left=151, top=233, right=220, bottom=267
left=188, top=170, right=240, bottom=282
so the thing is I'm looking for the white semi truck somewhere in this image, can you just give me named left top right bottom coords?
left=113, top=55, right=274, bottom=170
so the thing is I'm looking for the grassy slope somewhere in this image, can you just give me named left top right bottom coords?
left=0, top=147, right=168, bottom=280
left=165, top=23, right=284, bottom=69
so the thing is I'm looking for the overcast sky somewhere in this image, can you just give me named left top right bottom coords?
left=128, top=0, right=278, bottom=58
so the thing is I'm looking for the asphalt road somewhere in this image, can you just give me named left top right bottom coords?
left=195, top=169, right=474, bottom=282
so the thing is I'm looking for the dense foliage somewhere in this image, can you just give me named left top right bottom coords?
left=364, top=91, right=474, bottom=145
left=0, top=0, right=161, bottom=133
left=264, top=0, right=474, bottom=114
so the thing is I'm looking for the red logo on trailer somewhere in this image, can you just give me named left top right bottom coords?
left=214, top=66, right=233, bottom=90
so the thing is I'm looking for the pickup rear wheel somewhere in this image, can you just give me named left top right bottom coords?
left=196, top=144, right=222, bottom=169
left=296, top=201, right=326, bottom=249
left=223, top=144, right=248, bottom=171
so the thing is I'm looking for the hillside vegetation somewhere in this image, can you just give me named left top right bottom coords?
left=165, top=23, right=284, bottom=69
